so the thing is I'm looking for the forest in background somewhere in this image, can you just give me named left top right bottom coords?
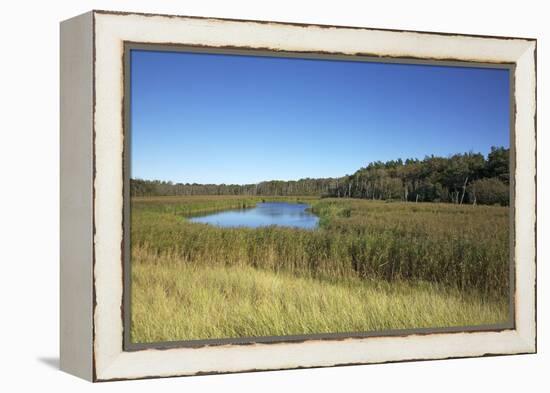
left=131, top=146, right=510, bottom=206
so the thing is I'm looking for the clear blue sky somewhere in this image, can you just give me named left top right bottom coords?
left=130, top=49, right=510, bottom=184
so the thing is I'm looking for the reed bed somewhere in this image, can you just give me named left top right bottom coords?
left=132, top=196, right=509, bottom=297
left=131, top=246, right=508, bottom=343
left=130, top=195, right=510, bottom=342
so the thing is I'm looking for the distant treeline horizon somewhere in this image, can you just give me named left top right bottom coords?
left=131, top=146, right=510, bottom=206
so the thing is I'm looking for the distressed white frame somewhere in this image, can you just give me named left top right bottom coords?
left=60, top=10, right=536, bottom=381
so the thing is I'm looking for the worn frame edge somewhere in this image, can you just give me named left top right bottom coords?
left=59, top=10, right=95, bottom=381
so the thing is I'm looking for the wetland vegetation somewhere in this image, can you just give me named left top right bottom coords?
left=131, top=193, right=509, bottom=343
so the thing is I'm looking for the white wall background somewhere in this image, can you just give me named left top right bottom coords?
left=0, top=0, right=546, bottom=391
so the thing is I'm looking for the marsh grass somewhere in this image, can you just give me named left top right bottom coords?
left=131, top=245, right=508, bottom=342
left=130, top=195, right=510, bottom=343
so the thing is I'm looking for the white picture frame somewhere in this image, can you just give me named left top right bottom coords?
left=60, top=10, right=536, bottom=382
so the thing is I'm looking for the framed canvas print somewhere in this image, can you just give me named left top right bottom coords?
left=60, top=10, right=537, bottom=382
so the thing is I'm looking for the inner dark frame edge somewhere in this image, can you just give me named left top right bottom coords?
left=122, top=42, right=517, bottom=352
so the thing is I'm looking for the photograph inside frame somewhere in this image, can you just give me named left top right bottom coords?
left=126, top=46, right=514, bottom=346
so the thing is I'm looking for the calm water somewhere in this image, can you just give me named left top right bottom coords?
left=188, top=202, right=319, bottom=229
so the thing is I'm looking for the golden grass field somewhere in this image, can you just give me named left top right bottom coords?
left=130, top=196, right=510, bottom=343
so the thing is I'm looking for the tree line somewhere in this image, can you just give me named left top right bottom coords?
left=131, top=146, right=510, bottom=206
left=130, top=178, right=338, bottom=197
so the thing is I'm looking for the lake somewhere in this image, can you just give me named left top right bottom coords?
left=188, top=202, right=319, bottom=229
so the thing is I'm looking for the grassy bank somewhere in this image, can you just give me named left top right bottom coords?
left=130, top=195, right=510, bottom=343
left=132, top=245, right=508, bottom=342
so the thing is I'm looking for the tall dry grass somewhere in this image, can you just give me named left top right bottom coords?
left=132, top=196, right=509, bottom=298
left=130, top=195, right=510, bottom=343
left=131, top=245, right=508, bottom=343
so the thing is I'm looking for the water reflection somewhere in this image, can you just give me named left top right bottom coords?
left=188, top=202, right=319, bottom=229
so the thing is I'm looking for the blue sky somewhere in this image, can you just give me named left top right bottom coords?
left=130, top=49, right=510, bottom=184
